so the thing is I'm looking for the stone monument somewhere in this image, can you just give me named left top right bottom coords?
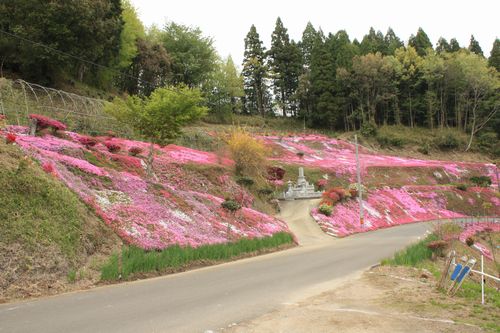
left=280, top=167, right=323, bottom=200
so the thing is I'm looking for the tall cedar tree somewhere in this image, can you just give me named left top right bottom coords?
left=268, top=18, right=302, bottom=116
left=384, top=28, right=404, bottom=56
left=299, top=22, right=320, bottom=68
left=242, top=25, right=268, bottom=116
left=360, top=28, right=386, bottom=55
left=408, top=28, right=433, bottom=56
left=489, top=39, right=500, bottom=71
left=436, top=37, right=451, bottom=53
left=449, top=38, right=461, bottom=52
left=468, top=35, right=484, bottom=57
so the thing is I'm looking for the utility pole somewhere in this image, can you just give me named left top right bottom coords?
left=355, top=135, right=364, bottom=226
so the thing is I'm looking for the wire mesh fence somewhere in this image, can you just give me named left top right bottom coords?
left=0, top=78, right=133, bottom=136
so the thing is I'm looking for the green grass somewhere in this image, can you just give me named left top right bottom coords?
left=101, top=232, right=294, bottom=281
left=381, top=233, right=438, bottom=266
left=0, top=142, right=108, bottom=260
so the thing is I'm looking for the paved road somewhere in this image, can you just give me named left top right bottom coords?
left=0, top=200, right=431, bottom=333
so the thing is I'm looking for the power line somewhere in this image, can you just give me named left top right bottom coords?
left=0, top=28, right=159, bottom=89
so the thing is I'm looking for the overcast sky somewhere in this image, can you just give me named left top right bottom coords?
left=130, top=0, right=499, bottom=66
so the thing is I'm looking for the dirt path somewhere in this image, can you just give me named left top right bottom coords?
left=227, top=266, right=484, bottom=333
left=278, top=199, right=332, bottom=246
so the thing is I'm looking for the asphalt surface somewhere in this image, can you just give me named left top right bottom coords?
left=0, top=200, right=431, bottom=333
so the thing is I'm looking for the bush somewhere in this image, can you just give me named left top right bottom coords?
left=5, top=132, right=16, bottom=144
left=236, top=176, right=255, bottom=187
left=469, top=176, right=491, bottom=187
left=466, top=237, right=474, bottom=246
left=376, top=133, right=404, bottom=148
left=296, top=151, right=305, bottom=158
left=29, top=114, right=67, bottom=132
left=318, top=204, right=333, bottom=216
left=426, top=240, right=448, bottom=257
left=78, top=136, right=98, bottom=148
left=128, top=146, right=144, bottom=156
left=433, top=133, right=460, bottom=150
left=227, top=128, right=269, bottom=176
left=360, top=121, right=378, bottom=137
left=455, top=183, right=468, bottom=191
left=221, top=199, right=241, bottom=212
left=258, top=188, right=274, bottom=196
left=104, top=142, right=121, bottom=153
left=267, top=166, right=285, bottom=180
left=316, top=179, right=328, bottom=190
left=417, top=142, right=430, bottom=155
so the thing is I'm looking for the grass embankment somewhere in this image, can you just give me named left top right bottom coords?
left=101, top=232, right=294, bottom=281
left=382, top=230, right=500, bottom=331
left=0, top=142, right=117, bottom=301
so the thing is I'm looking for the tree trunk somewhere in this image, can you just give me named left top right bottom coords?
left=146, top=141, right=155, bottom=178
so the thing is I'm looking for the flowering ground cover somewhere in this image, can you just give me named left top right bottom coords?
left=261, top=135, right=498, bottom=184
left=7, top=126, right=289, bottom=250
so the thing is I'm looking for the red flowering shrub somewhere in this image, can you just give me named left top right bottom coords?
left=29, top=114, right=67, bottom=132
left=349, top=189, right=358, bottom=197
left=78, top=136, right=98, bottom=148
left=42, top=162, right=55, bottom=175
left=5, top=133, right=17, bottom=143
left=267, top=166, right=285, bottom=180
left=104, top=141, right=121, bottom=153
left=5, top=133, right=16, bottom=144
left=128, top=146, right=144, bottom=156
left=0, top=115, right=5, bottom=120
left=316, top=179, right=328, bottom=190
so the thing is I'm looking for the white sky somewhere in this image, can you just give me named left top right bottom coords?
left=130, top=0, right=499, bottom=66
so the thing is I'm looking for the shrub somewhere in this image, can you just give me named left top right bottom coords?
left=258, top=188, right=274, bottom=196
left=296, top=151, right=305, bottom=158
left=318, top=204, right=333, bottom=216
left=236, top=176, right=255, bottom=187
left=128, top=146, right=144, bottom=156
left=5, top=132, right=16, bottom=144
left=426, top=240, right=448, bottom=257
left=29, top=114, right=67, bottom=132
left=455, top=183, right=468, bottom=191
left=433, top=133, right=460, bottom=150
left=417, top=142, right=430, bottom=155
left=360, top=121, right=377, bottom=137
left=78, top=136, right=98, bottom=148
left=104, top=142, right=121, bottom=153
left=221, top=199, right=241, bottom=212
left=227, top=128, right=269, bottom=176
left=376, top=134, right=404, bottom=148
left=267, top=166, right=285, bottom=180
left=466, top=237, right=474, bottom=246
left=469, top=176, right=491, bottom=187
left=316, top=179, right=328, bottom=190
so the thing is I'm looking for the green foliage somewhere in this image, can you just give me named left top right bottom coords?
left=105, top=85, right=207, bottom=144
left=376, top=132, right=405, bottom=147
left=157, top=22, right=217, bottom=88
left=455, top=183, right=468, bottom=191
left=408, top=27, right=433, bottom=56
left=489, top=38, right=500, bottom=71
left=242, top=25, right=269, bottom=116
left=468, top=35, right=484, bottom=57
left=100, top=232, right=294, bottom=280
left=0, top=0, right=123, bottom=87
left=116, top=0, right=145, bottom=70
left=236, top=177, right=255, bottom=187
left=257, top=188, right=274, bottom=196
left=469, top=176, right=492, bottom=187
left=433, top=132, right=460, bottom=150
left=382, top=234, right=438, bottom=266
left=360, top=121, right=378, bottom=137
left=221, top=199, right=242, bottom=212
left=318, top=204, right=333, bottom=216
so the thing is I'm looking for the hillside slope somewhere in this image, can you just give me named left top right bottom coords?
left=0, top=142, right=119, bottom=302
left=6, top=126, right=290, bottom=251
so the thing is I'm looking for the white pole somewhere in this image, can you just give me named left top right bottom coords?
left=481, top=255, right=484, bottom=305
left=355, top=135, right=364, bottom=226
